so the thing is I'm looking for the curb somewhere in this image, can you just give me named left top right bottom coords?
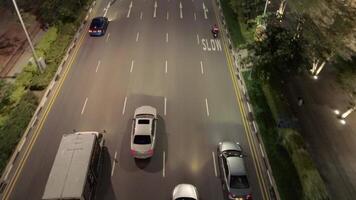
left=0, top=0, right=97, bottom=195
left=215, top=0, right=280, bottom=200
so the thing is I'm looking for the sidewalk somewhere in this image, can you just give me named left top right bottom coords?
left=7, top=30, right=45, bottom=78
left=284, top=67, right=356, bottom=199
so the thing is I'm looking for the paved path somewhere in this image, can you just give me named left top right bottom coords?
left=284, top=67, right=356, bottom=200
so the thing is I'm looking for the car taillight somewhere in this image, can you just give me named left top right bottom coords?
left=88, top=30, right=92, bottom=33
left=98, top=30, right=102, bottom=33
left=147, top=149, right=154, bottom=156
left=130, top=149, right=136, bottom=156
left=228, top=192, right=236, bottom=199
left=246, top=194, right=253, bottom=200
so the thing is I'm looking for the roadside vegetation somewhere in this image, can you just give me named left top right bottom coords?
left=221, top=0, right=330, bottom=199
left=0, top=0, right=93, bottom=175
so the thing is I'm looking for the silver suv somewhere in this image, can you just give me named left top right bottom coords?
left=130, top=106, right=157, bottom=159
left=217, top=141, right=252, bottom=200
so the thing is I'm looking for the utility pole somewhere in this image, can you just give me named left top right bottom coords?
left=263, top=0, right=271, bottom=16
left=11, top=0, right=43, bottom=73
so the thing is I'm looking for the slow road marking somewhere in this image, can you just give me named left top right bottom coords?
left=201, top=38, right=222, bottom=51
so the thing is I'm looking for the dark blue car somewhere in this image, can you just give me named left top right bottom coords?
left=89, top=17, right=109, bottom=36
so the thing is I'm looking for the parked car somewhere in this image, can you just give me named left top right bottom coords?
left=172, top=184, right=199, bottom=200
left=89, top=17, right=108, bottom=36
left=130, top=106, right=157, bottom=159
left=217, top=141, right=252, bottom=200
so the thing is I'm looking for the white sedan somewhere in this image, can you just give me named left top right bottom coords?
left=172, top=184, right=199, bottom=200
left=130, top=106, right=157, bottom=159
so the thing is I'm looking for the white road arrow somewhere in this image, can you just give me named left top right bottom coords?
left=127, top=1, right=133, bottom=18
left=179, top=2, right=183, bottom=19
left=203, top=2, right=208, bottom=19
left=154, top=1, right=158, bottom=18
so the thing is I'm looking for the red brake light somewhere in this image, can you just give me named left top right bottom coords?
left=88, top=30, right=92, bottom=33
left=246, top=194, right=253, bottom=200
left=130, top=149, right=136, bottom=156
left=147, top=149, right=154, bottom=156
left=228, top=193, right=236, bottom=199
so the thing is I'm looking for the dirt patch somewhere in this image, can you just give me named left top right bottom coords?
left=0, top=7, right=40, bottom=77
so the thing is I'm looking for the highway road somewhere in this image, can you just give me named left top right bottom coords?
left=4, top=0, right=266, bottom=199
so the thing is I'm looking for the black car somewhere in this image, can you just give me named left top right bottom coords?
left=89, top=17, right=108, bottom=36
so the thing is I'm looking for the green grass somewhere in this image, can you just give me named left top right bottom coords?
left=243, top=71, right=303, bottom=200
left=220, top=0, right=255, bottom=47
left=281, top=129, right=329, bottom=200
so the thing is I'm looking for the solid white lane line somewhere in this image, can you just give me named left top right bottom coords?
left=81, top=98, right=88, bottom=115
left=205, top=98, right=210, bottom=116
left=153, top=1, right=157, bottom=18
left=122, top=97, right=127, bottom=115
left=163, top=151, right=166, bottom=177
left=194, top=12, right=196, bottom=21
left=164, top=97, right=167, bottom=116
left=130, top=60, right=134, bottom=73
left=212, top=152, right=218, bottom=177
left=200, top=61, right=204, bottom=74
left=96, top=60, right=101, bottom=72
left=140, top=11, right=143, bottom=20
left=166, top=11, right=169, bottom=20
left=165, top=60, right=168, bottom=74
left=127, top=1, right=133, bottom=18
left=111, top=151, right=118, bottom=176
left=179, top=2, right=183, bottom=19
left=106, top=33, right=110, bottom=42
left=166, top=33, right=169, bottom=43
left=136, top=32, right=140, bottom=42
left=197, top=34, right=200, bottom=44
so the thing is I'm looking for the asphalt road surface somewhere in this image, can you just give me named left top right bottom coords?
left=6, top=0, right=264, bottom=199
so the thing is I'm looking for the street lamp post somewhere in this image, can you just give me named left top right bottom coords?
left=263, top=0, right=271, bottom=16
left=11, top=0, right=43, bottom=73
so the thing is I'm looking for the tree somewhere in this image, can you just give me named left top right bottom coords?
left=248, top=23, right=308, bottom=83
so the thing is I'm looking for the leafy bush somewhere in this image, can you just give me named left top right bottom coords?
left=35, top=27, right=58, bottom=58
left=0, top=91, right=38, bottom=172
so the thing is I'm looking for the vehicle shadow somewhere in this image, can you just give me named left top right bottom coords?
left=95, top=146, right=117, bottom=200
